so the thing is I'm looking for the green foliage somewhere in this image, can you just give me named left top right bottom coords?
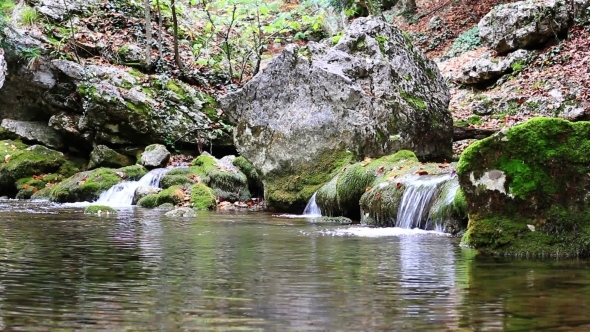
left=447, top=27, right=481, bottom=58
left=18, top=6, right=37, bottom=26
left=190, top=183, right=217, bottom=210
left=510, top=60, right=525, bottom=72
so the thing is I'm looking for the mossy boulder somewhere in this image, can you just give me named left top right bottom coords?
left=139, top=144, right=170, bottom=169
left=458, top=117, right=590, bottom=257
left=0, top=140, right=72, bottom=196
left=155, top=186, right=185, bottom=206
left=49, top=165, right=147, bottom=203
left=315, top=150, right=464, bottom=232
left=232, top=156, right=263, bottom=197
left=190, top=183, right=217, bottom=210
left=317, top=150, right=418, bottom=218
left=160, top=153, right=250, bottom=203
left=87, top=145, right=134, bottom=170
left=84, top=205, right=118, bottom=215
left=15, top=173, right=66, bottom=199
left=137, top=194, right=158, bottom=208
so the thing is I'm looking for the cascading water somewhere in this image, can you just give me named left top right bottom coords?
left=302, top=192, right=322, bottom=217
left=95, top=168, right=170, bottom=207
left=395, top=174, right=453, bottom=230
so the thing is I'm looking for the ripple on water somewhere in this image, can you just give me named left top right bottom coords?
left=317, top=226, right=450, bottom=237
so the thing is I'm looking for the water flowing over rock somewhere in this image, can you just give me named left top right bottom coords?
left=302, top=192, right=321, bottom=217
left=96, top=168, right=169, bottom=206
left=0, top=119, right=64, bottom=149
left=140, top=144, right=171, bottom=169
left=221, top=17, right=452, bottom=211
left=458, top=118, right=590, bottom=257
left=478, top=0, right=574, bottom=54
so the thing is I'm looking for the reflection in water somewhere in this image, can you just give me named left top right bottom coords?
left=1, top=200, right=590, bottom=330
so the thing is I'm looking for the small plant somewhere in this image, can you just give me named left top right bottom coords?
left=18, top=6, right=38, bottom=26
left=510, top=60, right=525, bottom=72
left=447, top=26, right=481, bottom=58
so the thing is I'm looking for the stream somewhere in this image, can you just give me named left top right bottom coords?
left=0, top=199, right=589, bottom=331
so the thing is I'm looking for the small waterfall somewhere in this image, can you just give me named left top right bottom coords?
left=302, top=192, right=322, bottom=217
left=95, top=168, right=170, bottom=206
left=395, top=175, right=451, bottom=229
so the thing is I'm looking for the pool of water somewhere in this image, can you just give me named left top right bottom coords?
left=0, top=200, right=589, bottom=331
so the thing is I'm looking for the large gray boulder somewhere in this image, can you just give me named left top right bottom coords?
left=220, top=17, right=452, bottom=211
left=36, top=0, right=100, bottom=21
left=478, top=0, right=581, bottom=54
left=139, top=144, right=170, bottom=169
left=1, top=119, right=64, bottom=149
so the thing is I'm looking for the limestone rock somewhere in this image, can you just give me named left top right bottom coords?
left=458, top=118, right=590, bottom=257
left=140, top=144, right=171, bottom=169
left=220, top=17, right=452, bottom=211
left=478, top=0, right=571, bottom=54
left=1, top=119, right=64, bottom=149
left=165, top=207, right=198, bottom=218
left=118, top=44, right=144, bottom=63
left=452, top=50, right=532, bottom=84
left=88, top=145, right=134, bottom=170
left=36, top=0, right=100, bottom=21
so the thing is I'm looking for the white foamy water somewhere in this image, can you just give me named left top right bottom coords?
left=395, top=174, right=453, bottom=229
left=95, top=168, right=170, bottom=207
left=320, top=226, right=450, bottom=237
left=302, top=192, right=321, bottom=217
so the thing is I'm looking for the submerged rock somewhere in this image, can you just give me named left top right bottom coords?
left=221, top=17, right=452, bottom=211
left=165, top=207, right=198, bottom=218
left=84, top=205, right=118, bottom=215
left=458, top=117, right=590, bottom=257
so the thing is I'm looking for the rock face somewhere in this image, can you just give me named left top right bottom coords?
left=87, top=145, right=134, bottom=170
left=0, top=55, right=221, bottom=151
left=1, top=119, right=64, bottom=149
left=140, top=144, right=171, bottom=169
left=478, top=0, right=571, bottom=54
left=0, top=49, right=6, bottom=90
left=458, top=118, right=590, bottom=257
left=132, top=185, right=161, bottom=205
left=36, top=0, right=101, bottom=21
left=221, top=17, right=452, bottom=211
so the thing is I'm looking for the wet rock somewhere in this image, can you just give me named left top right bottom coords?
left=139, top=144, right=171, bottom=169
left=87, top=145, right=134, bottom=170
left=458, top=118, right=590, bottom=257
left=221, top=17, right=452, bottom=211
left=132, top=185, right=161, bottom=205
left=190, top=183, right=217, bottom=210
left=165, top=207, right=198, bottom=218
left=0, top=119, right=64, bottom=149
left=84, top=205, right=118, bottom=215
left=49, top=165, right=146, bottom=203
left=478, top=0, right=570, bottom=54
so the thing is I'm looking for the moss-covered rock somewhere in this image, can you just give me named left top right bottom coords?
left=265, top=149, right=355, bottom=212
left=316, top=150, right=419, bottom=218
left=84, top=205, right=118, bottom=215
left=49, top=165, right=147, bottom=203
left=87, top=145, right=134, bottom=170
left=458, top=117, right=590, bottom=257
left=0, top=140, right=71, bottom=196
left=137, top=194, right=158, bottom=208
left=155, top=186, right=185, bottom=206
left=232, top=156, right=263, bottom=197
left=190, top=183, right=217, bottom=210
left=160, top=174, right=195, bottom=189
left=15, top=173, right=66, bottom=199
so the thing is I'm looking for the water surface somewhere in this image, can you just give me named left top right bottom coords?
left=0, top=200, right=589, bottom=331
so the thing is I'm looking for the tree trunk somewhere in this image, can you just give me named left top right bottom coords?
left=144, top=0, right=151, bottom=66
left=171, top=0, right=184, bottom=70
left=156, top=0, right=164, bottom=60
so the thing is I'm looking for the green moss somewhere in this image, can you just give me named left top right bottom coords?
left=458, top=117, right=590, bottom=256
left=138, top=194, right=158, bottom=208
left=265, top=149, right=355, bottom=212
left=84, top=205, right=118, bottom=215
left=161, top=174, right=194, bottom=189
left=399, top=90, right=427, bottom=111
left=190, top=183, right=217, bottom=210
left=125, top=101, right=151, bottom=115
left=453, top=188, right=467, bottom=219
left=155, top=186, right=184, bottom=206
left=375, top=35, right=388, bottom=54
left=233, top=156, right=263, bottom=196
left=119, top=165, right=148, bottom=180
